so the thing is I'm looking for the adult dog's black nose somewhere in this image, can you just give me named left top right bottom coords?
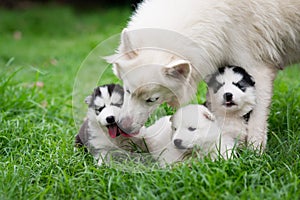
left=106, top=116, right=115, bottom=124
left=173, top=139, right=183, bottom=148
left=223, top=92, right=233, bottom=101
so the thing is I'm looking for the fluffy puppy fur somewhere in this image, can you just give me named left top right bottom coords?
left=171, top=104, right=248, bottom=160
left=171, top=105, right=223, bottom=159
left=205, top=66, right=256, bottom=152
left=145, top=104, right=240, bottom=162
left=75, top=84, right=142, bottom=165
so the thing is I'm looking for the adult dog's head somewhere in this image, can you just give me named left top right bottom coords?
left=105, top=29, right=196, bottom=134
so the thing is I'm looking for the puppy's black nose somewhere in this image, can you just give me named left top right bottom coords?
left=173, top=139, right=182, bottom=148
left=106, top=116, right=115, bottom=124
left=224, top=93, right=233, bottom=101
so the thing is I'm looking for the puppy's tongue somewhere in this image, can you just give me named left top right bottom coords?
left=225, top=101, right=235, bottom=106
left=108, top=125, right=118, bottom=138
left=119, top=128, right=139, bottom=137
left=108, top=125, right=139, bottom=138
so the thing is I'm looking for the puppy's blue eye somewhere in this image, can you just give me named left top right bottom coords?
left=126, top=90, right=131, bottom=94
left=188, top=127, right=196, bottom=131
left=146, top=97, right=159, bottom=103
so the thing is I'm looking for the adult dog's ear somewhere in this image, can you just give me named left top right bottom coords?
left=103, top=29, right=138, bottom=79
left=163, top=60, right=191, bottom=80
left=119, top=28, right=138, bottom=60
left=102, top=55, right=122, bottom=79
left=104, top=29, right=137, bottom=62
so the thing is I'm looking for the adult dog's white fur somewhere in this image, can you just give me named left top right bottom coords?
left=106, top=0, right=300, bottom=151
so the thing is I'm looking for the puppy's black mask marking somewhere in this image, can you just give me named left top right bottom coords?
left=207, top=65, right=255, bottom=93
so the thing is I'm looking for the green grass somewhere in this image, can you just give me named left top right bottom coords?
left=1, top=4, right=300, bottom=200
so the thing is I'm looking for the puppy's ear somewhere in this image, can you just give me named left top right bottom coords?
left=163, top=60, right=191, bottom=80
left=84, top=95, right=92, bottom=105
left=203, top=108, right=215, bottom=121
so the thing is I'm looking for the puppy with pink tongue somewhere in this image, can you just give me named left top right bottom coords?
left=75, top=84, right=141, bottom=165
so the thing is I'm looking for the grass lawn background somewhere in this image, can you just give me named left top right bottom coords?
left=1, top=4, right=300, bottom=199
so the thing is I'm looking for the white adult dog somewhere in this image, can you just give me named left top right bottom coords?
left=106, top=0, right=300, bottom=151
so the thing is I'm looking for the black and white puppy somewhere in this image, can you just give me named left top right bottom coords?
left=75, top=84, right=141, bottom=165
left=205, top=65, right=256, bottom=157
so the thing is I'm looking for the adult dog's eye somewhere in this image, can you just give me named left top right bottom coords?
left=188, top=127, right=196, bottom=131
left=172, top=126, right=177, bottom=131
left=146, top=97, right=159, bottom=103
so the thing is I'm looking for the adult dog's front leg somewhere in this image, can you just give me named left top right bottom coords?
left=246, top=65, right=277, bottom=152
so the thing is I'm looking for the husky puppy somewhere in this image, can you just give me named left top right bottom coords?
left=171, top=104, right=247, bottom=160
left=75, top=84, right=141, bottom=165
left=171, top=105, right=222, bottom=159
left=205, top=65, right=256, bottom=152
left=105, top=0, right=300, bottom=151
left=145, top=104, right=231, bottom=162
